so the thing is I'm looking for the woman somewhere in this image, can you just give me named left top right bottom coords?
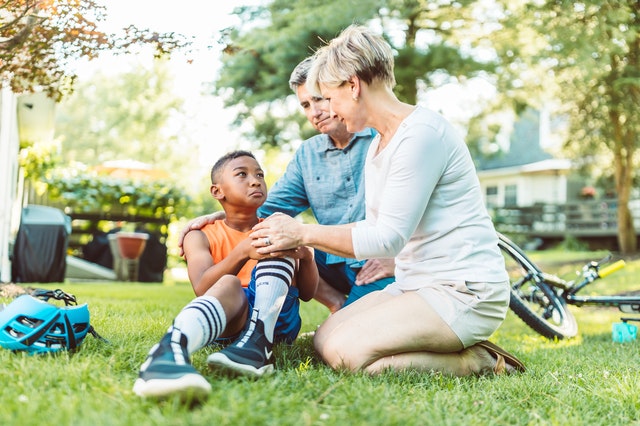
left=251, top=25, right=525, bottom=376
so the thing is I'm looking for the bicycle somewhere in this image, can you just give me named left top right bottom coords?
left=498, top=232, right=640, bottom=340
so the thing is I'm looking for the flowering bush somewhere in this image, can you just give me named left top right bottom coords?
left=44, top=171, right=192, bottom=221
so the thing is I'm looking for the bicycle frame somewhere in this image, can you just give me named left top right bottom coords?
left=563, top=260, right=640, bottom=313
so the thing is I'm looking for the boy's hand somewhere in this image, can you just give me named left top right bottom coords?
left=247, top=245, right=309, bottom=260
left=291, top=246, right=314, bottom=261
left=241, top=238, right=272, bottom=260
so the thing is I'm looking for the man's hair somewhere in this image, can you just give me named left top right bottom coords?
left=210, top=150, right=256, bottom=184
left=288, top=56, right=314, bottom=92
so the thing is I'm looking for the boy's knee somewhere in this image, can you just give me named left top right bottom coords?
left=205, top=275, right=240, bottom=293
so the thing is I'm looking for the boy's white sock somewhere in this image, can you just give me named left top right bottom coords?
left=170, top=295, right=226, bottom=355
left=251, top=257, right=295, bottom=343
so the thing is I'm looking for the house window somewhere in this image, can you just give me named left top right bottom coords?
left=486, top=186, right=498, bottom=208
left=505, top=184, right=518, bottom=207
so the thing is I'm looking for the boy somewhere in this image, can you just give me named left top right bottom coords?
left=133, top=151, right=318, bottom=400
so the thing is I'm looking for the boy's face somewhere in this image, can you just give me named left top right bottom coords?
left=211, top=155, right=267, bottom=208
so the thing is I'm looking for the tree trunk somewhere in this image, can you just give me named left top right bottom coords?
left=617, top=198, right=636, bottom=254
left=614, top=135, right=637, bottom=254
left=609, top=43, right=637, bottom=254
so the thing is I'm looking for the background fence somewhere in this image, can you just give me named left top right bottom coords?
left=491, top=198, right=640, bottom=250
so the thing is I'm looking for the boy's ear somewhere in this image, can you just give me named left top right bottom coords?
left=211, top=183, right=224, bottom=200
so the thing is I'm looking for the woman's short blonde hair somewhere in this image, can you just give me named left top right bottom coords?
left=307, top=24, right=396, bottom=95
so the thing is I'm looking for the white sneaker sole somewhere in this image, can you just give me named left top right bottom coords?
left=133, top=374, right=211, bottom=400
left=207, top=352, right=274, bottom=377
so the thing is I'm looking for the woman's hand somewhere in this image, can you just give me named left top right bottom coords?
left=250, top=213, right=304, bottom=255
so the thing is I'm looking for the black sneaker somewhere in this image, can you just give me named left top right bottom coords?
left=207, top=318, right=274, bottom=377
left=133, top=330, right=211, bottom=400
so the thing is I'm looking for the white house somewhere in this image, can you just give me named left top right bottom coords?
left=0, top=88, right=55, bottom=283
left=478, top=158, right=572, bottom=209
left=475, top=108, right=574, bottom=209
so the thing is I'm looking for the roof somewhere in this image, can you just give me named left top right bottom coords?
left=475, top=109, right=557, bottom=171
left=477, top=158, right=572, bottom=178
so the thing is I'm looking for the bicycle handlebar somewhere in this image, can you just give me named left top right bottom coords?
left=598, top=260, right=626, bottom=278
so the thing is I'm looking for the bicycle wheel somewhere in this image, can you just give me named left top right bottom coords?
left=498, top=233, right=578, bottom=340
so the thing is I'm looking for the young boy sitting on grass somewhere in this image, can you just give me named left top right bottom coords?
left=133, top=150, right=318, bottom=400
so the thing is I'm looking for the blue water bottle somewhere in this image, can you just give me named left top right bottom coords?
left=612, top=318, right=638, bottom=343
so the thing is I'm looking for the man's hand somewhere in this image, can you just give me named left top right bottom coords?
left=354, top=258, right=395, bottom=285
left=178, top=212, right=225, bottom=256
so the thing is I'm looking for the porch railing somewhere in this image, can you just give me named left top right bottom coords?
left=491, top=198, right=640, bottom=237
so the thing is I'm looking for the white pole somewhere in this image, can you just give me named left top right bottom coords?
left=0, top=84, right=20, bottom=283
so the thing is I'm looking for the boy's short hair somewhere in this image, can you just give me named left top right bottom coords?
left=211, top=150, right=256, bottom=184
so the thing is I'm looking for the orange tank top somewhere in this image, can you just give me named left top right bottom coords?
left=199, top=220, right=262, bottom=287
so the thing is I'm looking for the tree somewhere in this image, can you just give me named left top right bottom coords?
left=214, top=0, right=496, bottom=150
left=52, top=59, right=223, bottom=222
left=496, top=1, right=640, bottom=253
left=55, top=59, right=189, bottom=171
left=0, top=0, right=188, bottom=100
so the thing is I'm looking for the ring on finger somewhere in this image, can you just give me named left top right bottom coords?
left=264, top=237, right=271, bottom=246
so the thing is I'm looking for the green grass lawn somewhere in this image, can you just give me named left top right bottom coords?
left=1, top=250, right=640, bottom=426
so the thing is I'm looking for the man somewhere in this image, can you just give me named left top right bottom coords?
left=180, top=57, right=394, bottom=313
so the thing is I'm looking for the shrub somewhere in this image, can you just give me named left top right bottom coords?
left=44, top=170, right=192, bottom=222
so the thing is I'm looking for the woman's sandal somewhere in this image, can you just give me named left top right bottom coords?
left=476, top=340, right=526, bottom=374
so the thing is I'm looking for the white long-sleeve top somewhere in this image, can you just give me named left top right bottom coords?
left=351, top=106, right=508, bottom=289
